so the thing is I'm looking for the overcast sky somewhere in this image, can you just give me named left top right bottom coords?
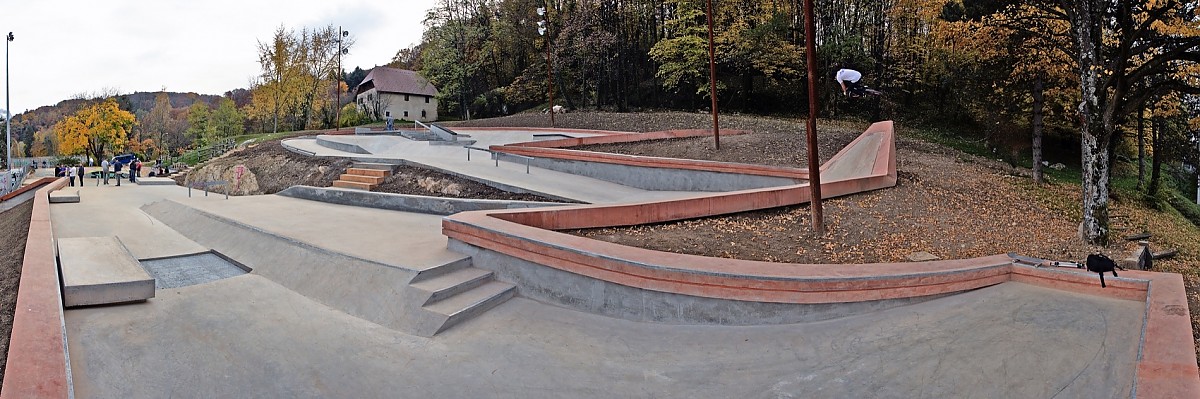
left=2, top=0, right=440, bottom=114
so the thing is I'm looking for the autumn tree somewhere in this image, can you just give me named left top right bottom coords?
left=53, top=98, right=136, bottom=164
left=1061, top=0, right=1200, bottom=244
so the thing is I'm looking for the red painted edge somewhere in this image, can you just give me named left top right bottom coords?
left=442, top=120, right=1199, bottom=395
left=2, top=177, right=70, bottom=399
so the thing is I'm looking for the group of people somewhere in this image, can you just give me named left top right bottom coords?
left=56, top=157, right=146, bottom=187
left=58, top=165, right=86, bottom=187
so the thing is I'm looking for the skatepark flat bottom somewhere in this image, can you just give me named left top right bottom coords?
left=65, top=278, right=1142, bottom=398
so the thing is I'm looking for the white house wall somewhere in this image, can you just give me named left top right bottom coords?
left=356, top=89, right=439, bottom=122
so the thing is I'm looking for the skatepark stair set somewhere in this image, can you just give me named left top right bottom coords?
left=333, top=163, right=394, bottom=191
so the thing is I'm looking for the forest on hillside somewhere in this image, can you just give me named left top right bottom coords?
left=0, top=0, right=1195, bottom=244
left=402, top=0, right=1199, bottom=243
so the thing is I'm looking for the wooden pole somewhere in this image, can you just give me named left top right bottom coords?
left=803, top=0, right=824, bottom=234
left=706, top=0, right=720, bottom=150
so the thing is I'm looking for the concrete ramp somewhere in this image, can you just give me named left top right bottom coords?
left=59, top=236, right=155, bottom=307
left=139, top=199, right=505, bottom=336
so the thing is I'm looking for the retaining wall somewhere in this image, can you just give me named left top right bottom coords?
left=1, top=177, right=71, bottom=399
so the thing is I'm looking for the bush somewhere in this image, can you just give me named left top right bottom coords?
left=340, top=103, right=367, bottom=127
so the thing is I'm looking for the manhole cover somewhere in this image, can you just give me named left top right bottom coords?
left=140, top=252, right=249, bottom=289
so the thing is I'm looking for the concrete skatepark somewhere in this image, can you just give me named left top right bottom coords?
left=2, top=122, right=1198, bottom=398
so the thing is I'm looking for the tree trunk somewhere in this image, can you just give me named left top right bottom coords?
left=1074, top=0, right=1110, bottom=245
left=1148, top=118, right=1162, bottom=196
left=1137, top=107, right=1145, bottom=190
left=1032, top=77, right=1044, bottom=184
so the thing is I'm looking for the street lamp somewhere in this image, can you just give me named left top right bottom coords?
left=537, top=6, right=554, bottom=127
left=5, top=31, right=12, bottom=172
left=336, top=27, right=349, bottom=131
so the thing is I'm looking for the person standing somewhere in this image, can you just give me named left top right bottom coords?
left=68, top=165, right=77, bottom=187
left=113, top=161, right=122, bottom=186
left=101, top=158, right=110, bottom=185
left=130, top=159, right=138, bottom=183
left=77, top=165, right=85, bottom=187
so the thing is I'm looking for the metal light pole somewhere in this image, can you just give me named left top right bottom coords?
left=705, top=0, right=720, bottom=150
left=336, top=27, right=348, bottom=131
left=5, top=32, right=12, bottom=172
left=803, top=0, right=824, bottom=234
left=538, top=6, right=554, bottom=127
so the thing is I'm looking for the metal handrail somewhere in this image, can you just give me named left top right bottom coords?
left=465, top=146, right=532, bottom=173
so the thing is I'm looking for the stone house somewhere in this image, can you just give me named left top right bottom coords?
left=355, top=67, right=439, bottom=122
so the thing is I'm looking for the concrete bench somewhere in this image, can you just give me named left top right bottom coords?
left=48, top=190, right=79, bottom=203
left=135, top=177, right=176, bottom=186
left=58, top=236, right=155, bottom=307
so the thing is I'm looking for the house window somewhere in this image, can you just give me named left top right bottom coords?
left=385, top=111, right=391, bottom=117
left=405, top=94, right=410, bottom=101
left=404, top=111, right=409, bottom=118
left=421, top=110, right=427, bottom=118
left=425, top=96, right=430, bottom=103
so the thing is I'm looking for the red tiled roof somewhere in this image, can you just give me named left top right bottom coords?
left=357, top=67, right=439, bottom=97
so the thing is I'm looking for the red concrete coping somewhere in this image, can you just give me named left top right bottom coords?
left=0, top=177, right=56, bottom=202
left=2, top=177, right=70, bottom=399
left=441, top=120, right=1199, bottom=395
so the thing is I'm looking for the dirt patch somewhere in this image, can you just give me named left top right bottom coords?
left=0, top=200, right=33, bottom=387
left=374, top=167, right=568, bottom=202
left=174, top=141, right=352, bottom=195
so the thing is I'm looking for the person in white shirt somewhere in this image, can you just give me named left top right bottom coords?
left=835, top=68, right=880, bottom=97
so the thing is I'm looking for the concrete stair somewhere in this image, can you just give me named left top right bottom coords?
left=331, top=164, right=394, bottom=191
left=409, top=258, right=514, bottom=335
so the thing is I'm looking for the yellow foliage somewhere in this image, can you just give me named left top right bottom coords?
left=52, top=98, right=136, bottom=160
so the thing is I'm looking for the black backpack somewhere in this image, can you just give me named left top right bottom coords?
left=1085, top=253, right=1124, bottom=288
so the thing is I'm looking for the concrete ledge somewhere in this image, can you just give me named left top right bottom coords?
left=48, top=190, right=80, bottom=203
left=278, top=185, right=565, bottom=215
left=493, top=152, right=801, bottom=192
left=59, top=236, right=155, bottom=307
left=135, top=177, right=177, bottom=186
left=315, top=136, right=371, bottom=154
left=1, top=177, right=71, bottom=398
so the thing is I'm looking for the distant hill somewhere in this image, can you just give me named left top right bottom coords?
left=13, top=91, right=222, bottom=132
left=4, top=91, right=226, bottom=159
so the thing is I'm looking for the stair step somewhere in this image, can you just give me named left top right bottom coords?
left=332, top=180, right=376, bottom=191
left=410, top=267, right=493, bottom=305
left=352, top=163, right=396, bottom=172
left=339, top=174, right=386, bottom=184
left=426, top=281, right=515, bottom=334
left=346, top=168, right=388, bottom=177
left=411, top=257, right=474, bottom=283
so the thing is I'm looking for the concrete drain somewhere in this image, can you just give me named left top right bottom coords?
left=139, top=251, right=250, bottom=289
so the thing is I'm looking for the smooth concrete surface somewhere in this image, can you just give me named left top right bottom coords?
left=64, top=279, right=1142, bottom=398
left=162, top=194, right=464, bottom=270
left=449, top=238, right=954, bottom=325
left=140, top=198, right=467, bottom=335
left=58, top=236, right=155, bottom=307
left=496, top=152, right=800, bottom=192
left=284, top=132, right=707, bottom=204
left=277, top=185, right=565, bottom=215
left=49, top=179, right=217, bottom=259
